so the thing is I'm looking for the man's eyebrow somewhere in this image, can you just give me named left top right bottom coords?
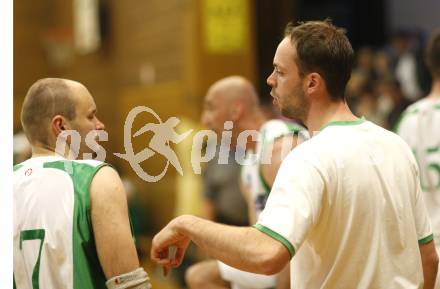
left=273, top=62, right=286, bottom=70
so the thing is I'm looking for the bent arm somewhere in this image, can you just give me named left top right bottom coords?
left=152, top=215, right=290, bottom=275
left=90, top=166, right=140, bottom=279
left=420, top=240, right=439, bottom=289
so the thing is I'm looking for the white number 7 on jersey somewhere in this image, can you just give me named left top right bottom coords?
left=20, top=229, right=45, bottom=289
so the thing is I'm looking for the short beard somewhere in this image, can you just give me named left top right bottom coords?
left=281, top=88, right=309, bottom=123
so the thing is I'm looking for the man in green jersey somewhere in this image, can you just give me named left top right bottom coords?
left=14, top=78, right=151, bottom=289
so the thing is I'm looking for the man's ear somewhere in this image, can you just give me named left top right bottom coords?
left=51, top=115, right=68, bottom=137
left=305, top=72, right=323, bottom=96
left=230, top=101, right=244, bottom=121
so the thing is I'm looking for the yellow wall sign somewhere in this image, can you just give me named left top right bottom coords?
left=202, top=0, right=250, bottom=54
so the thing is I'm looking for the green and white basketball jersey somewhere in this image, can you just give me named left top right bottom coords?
left=240, top=119, right=307, bottom=218
left=13, top=156, right=109, bottom=289
left=396, top=98, right=440, bottom=246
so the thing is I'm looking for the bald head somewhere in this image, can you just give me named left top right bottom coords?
left=21, top=78, right=80, bottom=145
left=202, top=76, right=264, bottom=136
left=207, top=76, right=259, bottom=109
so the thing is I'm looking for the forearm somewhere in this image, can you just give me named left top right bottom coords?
left=422, top=258, right=438, bottom=289
left=420, top=241, right=439, bottom=289
left=174, top=215, right=288, bottom=275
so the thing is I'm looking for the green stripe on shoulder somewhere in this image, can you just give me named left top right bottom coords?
left=396, top=101, right=440, bottom=132
left=286, top=123, right=303, bottom=134
left=394, top=108, right=420, bottom=133
left=43, top=160, right=73, bottom=174
left=43, top=160, right=109, bottom=176
left=254, top=224, right=295, bottom=258
left=13, top=164, right=23, bottom=172
left=419, top=234, right=434, bottom=245
left=258, top=166, right=271, bottom=195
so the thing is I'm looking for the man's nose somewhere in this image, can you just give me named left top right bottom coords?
left=267, top=71, right=276, bottom=87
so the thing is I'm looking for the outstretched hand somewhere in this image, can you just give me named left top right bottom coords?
left=150, top=216, right=191, bottom=276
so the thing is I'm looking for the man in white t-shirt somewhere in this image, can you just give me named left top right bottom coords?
left=397, top=30, right=440, bottom=289
left=186, top=76, right=305, bottom=289
left=151, top=20, right=438, bottom=289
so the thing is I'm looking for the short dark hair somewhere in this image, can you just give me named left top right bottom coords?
left=284, top=20, right=355, bottom=100
left=21, top=78, right=76, bottom=145
left=426, top=30, right=440, bottom=79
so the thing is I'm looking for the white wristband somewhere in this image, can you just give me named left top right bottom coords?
left=106, top=268, right=152, bottom=289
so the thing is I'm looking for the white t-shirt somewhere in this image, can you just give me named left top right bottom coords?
left=256, top=119, right=432, bottom=289
left=396, top=98, right=440, bottom=246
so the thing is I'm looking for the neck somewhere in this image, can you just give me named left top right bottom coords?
left=32, top=146, right=60, bottom=158
left=428, top=80, right=440, bottom=99
left=236, top=109, right=267, bottom=150
left=31, top=143, right=72, bottom=159
left=305, top=98, right=358, bottom=135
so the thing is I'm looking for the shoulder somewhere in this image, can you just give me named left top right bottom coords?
left=261, top=119, right=304, bottom=133
left=89, top=166, right=126, bottom=205
left=38, top=158, right=109, bottom=173
left=90, top=165, right=121, bottom=187
left=73, top=159, right=108, bottom=169
left=260, top=119, right=305, bottom=143
left=293, top=121, right=401, bottom=163
left=260, top=119, right=288, bottom=134
left=43, top=159, right=114, bottom=192
left=69, top=160, right=111, bottom=180
left=13, top=163, right=25, bottom=172
left=280, top=136, right=321, bottom=169
left=395, top=99, right=428, bottom=132
left=351, top=122, right=417, bottom=167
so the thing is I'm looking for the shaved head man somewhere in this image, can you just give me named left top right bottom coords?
left=21, top=78, right=104, bottom=158
left=14, top=78, right=151, bottom=289
left=201, top=76, right=263, bottom=147
left=188, top=76, right=305, bottom=289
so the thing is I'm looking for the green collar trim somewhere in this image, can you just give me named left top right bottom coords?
left=319, top=116, right=366, bottom=131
